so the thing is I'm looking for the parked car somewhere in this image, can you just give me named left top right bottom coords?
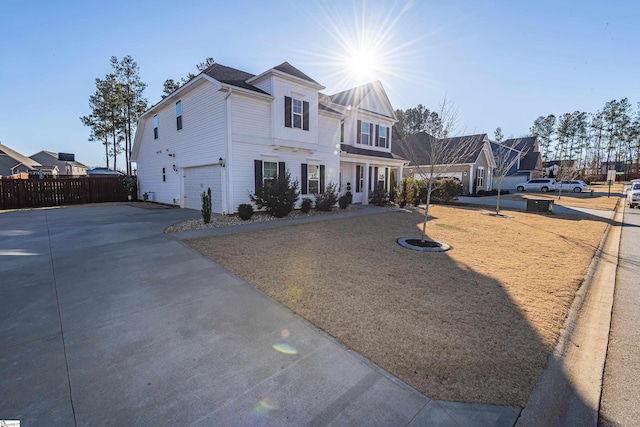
left=558, top=180, right=588, bottom=193
left=627, top=181, right=640, bottom=208
left=515, top=178, right=557, bottom=193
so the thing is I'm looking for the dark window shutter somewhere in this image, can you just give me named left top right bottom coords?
left=301, top=164, right=308, bottom=194
left=375, top=124, right=380, bottom=147
left=303, top=101, right=309, bottom=131
left=356, top=165, right=361, bottom=192
left=357, top=120, right=361, bottom=144
left=254, top=160, right=263, bottom=191
left=284, top=96, right=292, bottom=128
left=387, top=126, right=391, bottom=148
left=320, top=164, right=325, bottom=192
left=374, top=167, right=379, bottom=189
left=369, top=166, right=373, bottom=191
left=385, top=168, right=389, bottom=189
left=278, top=161, right=286, bottom=178
left=369, top=123, right=374, bottom=146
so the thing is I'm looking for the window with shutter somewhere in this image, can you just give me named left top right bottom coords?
left=361, top=122, right=370, bottom=145
left=285, top=96, right=309, bottom=131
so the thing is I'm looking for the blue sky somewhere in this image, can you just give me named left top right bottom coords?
left=1, top=0, right=638, bottom=168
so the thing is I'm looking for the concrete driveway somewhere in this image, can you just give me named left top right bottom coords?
left=1, top=204, right=519, bottom=426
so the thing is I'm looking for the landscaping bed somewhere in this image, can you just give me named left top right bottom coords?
left=185, top=206, right=607, bottom=406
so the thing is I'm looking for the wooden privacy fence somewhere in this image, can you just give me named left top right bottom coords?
left=0, top=177, right=136, bottom=210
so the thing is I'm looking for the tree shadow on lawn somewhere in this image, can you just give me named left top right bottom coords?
left=185, top=209, right=598, bottom=414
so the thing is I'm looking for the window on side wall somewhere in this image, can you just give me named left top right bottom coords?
left=176, top=101, right=182, bottom=130
left=153, top=115, right=158, bottom=139
left=263, top=161, right=278, bottom=186
left=340, top=121, right=344, bottom=143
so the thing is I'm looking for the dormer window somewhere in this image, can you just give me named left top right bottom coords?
left=284, top=96, right=309, bottom=131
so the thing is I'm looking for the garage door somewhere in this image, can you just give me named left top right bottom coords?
left=183, top=165, right=221, bottom=211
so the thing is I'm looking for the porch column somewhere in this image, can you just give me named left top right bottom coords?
left=363, top=162, right=370, bottom=205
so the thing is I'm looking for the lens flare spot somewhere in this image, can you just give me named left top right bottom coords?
left=252, top=398, right=278, bottom=416
left=281, top=329, right=290, bottom=339
left=272, top=343, right=298, bottom=355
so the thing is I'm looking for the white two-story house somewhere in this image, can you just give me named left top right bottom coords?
left=131, top=61, right=406, bottom=213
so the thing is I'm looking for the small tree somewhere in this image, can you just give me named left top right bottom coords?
left=315, top=182, right=339, bottom=211
left=492, top=129, right=527, bottom=215
left=369, top=183, right=389, bottom=206
left=395, top=98, right=477, bottom=242
left=250, top=170, right=299, bottom=218
left=201, top=188, right=212, bottom=224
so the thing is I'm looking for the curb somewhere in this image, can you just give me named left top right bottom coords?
left=516, top=199, right=623, bottom=426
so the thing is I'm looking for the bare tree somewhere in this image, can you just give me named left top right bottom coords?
left=492, top=129, right=527, bottom=215
left=395, top=98, right=478, bottom=243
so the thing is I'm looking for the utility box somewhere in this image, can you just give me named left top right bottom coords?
left=526, top=198, right=554, bottom=213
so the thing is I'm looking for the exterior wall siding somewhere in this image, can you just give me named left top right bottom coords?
left=135, top=81, right=227, bottom=206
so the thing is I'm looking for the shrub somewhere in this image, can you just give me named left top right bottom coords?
left=238, top=203, right=254, bottom=220
left=201, top=187, right=212, bottom=224
left=315, top=182, right=339, bottom=211
left=338, top=194, right=349, bottom=209
left=369, top=183, right=389, bottom=206
left=395, top=178, right=409, bottom=207
left=300, top=197, right=312, bottom=213
left=430, top=178, right=461, bottom=202
left=250, top=170, right=299, bottom=218
left=389, top=170, right=396, bottom=202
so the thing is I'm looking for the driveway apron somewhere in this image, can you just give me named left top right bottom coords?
left=1, top=204, right=519, bottom=426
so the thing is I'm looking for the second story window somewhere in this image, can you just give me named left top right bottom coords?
left=176, top=101, right=182, bottom=130
left=361, top=122, right=370, bottom=145
left=340, top=122, right=344, bottom=143
left=293, top=99, right=302, bottom=129
left=284, top=96, right=309, bottom=131
left=153, top=115, right=158, bottom=139
left=378, top=126, right=387, bottom=148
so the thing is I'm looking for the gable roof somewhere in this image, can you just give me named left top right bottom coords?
left=272, top=62, right=321, bottom=86
left=0, top=143, right=41, bottom=170
left=30, top=150, right=88, bottom=169
left=392, top=133, right=489, bottom=166
left=202, top=63, right=269, bottom=95
left=329, top=81, right=396, bottom=121
left=502, top=136, right=537, bottom=152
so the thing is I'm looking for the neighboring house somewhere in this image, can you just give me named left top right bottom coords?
left=0, top=143, right=42, bottom=177
left=29, top=151, right=88, bottom=177
left=599, top=161, right=626, bottom=175
left=131, top=61, right=405, bottom=212
left=490, top=136, right=543, bottom=190
left=391, top=133, right=496, bottom=194
left=544, top=159, right=576, bottom=178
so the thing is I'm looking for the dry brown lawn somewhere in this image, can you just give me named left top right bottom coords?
left=185, top=206, right=608, bottom=406
left=502, top=183, right=623, bottom=211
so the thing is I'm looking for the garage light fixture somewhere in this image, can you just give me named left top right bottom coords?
left=219, top=157, right=225, bottom=168
left=172, top=164, right=178, bottom=172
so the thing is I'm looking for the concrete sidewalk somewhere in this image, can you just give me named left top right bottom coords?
left=457, top=195, right=617, bottom=221
left=0, top=204, right=520, bottom=426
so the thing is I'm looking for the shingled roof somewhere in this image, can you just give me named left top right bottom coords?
left=392, top=133, right=488, bottom=166
left=202, top=63, right=269, bottom=95
left=330, top=82, right=375, bottom=108
left=272, top=62, right=321, bottom=86
left=0, top=143, right=41, bottom=170
left=501, top=137, right=541, bottom=171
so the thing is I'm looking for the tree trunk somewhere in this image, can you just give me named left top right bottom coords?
left=496, top=180, right=501, bottom=215
left=421, top=182, right=432, bottom=242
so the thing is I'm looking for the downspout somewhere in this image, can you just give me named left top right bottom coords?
left=224, top=88, right=233, bottom=214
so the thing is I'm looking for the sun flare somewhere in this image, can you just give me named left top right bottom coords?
left=345, top=45, right=380, bottom=82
